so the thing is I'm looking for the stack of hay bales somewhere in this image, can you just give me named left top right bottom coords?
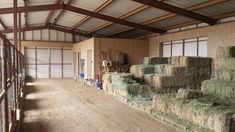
left=102, top=72, right=151, bottom=97
left=202, top=46, right=235, bottom=99
left=145, top=56, right=211, bottom=93
left=152, top=94, right=235, bottom=132
left=143, top=57, right=169, bottom=65
left=151, top=47, right=235, bottom=132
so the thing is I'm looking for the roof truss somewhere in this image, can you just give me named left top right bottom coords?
left=0, top=4, right=166, bottom=33
left=131, top=0, right=217, bottom=25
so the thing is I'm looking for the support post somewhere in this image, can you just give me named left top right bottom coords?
left=1, top=36, right=9, bottom=132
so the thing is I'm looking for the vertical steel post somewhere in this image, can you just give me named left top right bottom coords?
left=2, top=36, right=9, bottom=132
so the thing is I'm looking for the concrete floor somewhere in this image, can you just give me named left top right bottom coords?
left=20, top=79, right=174, bottom=132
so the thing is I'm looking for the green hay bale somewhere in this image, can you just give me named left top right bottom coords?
left=165, top=65, right=187, bottom=76
left=216, top=69, right=235, bottom=81
left=176, top=89, right=202, bottom=99
left=216, top=58, right=235, bottom=70
left=143, top=57, right=169, bottom=65
left=144, top=74, right=155, bottom=87
left=198, top=57, right=212, bottom=67
left=152, top=75, right=175, bottom=88
left=102, top=73, right=112, bottom=83
left=152, top=94, right=235, bottom=132
left=130, top=65, right=155, bottom=78
left=215, top=46, right=235, bottom=59
left=111, top=73, right=133, bottom=83
left=201, top=79, right=235, bottom=99
left=170, top=56, right=181, bottom=65
left=155, top=64, right=167, bottom=74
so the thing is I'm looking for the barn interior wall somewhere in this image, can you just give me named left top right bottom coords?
left=73, top=38, right=95, bottom=79
left=94, top=37, right=149, bottom=79
left=149, top=21, right=235, bottom=59
left=6, top=29, right=88, bottom=43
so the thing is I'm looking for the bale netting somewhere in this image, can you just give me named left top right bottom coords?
left=216, top=58, right=235, bottom=70
left=143, top=57, right=169, bottom=65
left=152, top=94, right=235, bottom=132
left=201, top=79, right=235, bottom=99
left=216, top=69, right=235, bottom=81
left=130, top=65, right=155, bottom=78
left=176, top=89, right=202, bottom=99
left=215, top=46, right=235, bottom=59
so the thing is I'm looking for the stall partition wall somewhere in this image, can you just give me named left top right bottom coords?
left=25, top=47, right=73, bottom=78
left=162, top=37, right=208, bottom=57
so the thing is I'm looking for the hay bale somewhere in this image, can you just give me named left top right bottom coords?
left=216, top=69, right=235, bottom=81
left=152, top=75, right=175, bottom=88
left=130, top=65, right=155, bottom=78
left=215, top=46, right=235, bottom=59
left=198, top=57, right=212, bottom=67
left=152, top=94, right=235, bottom=132
left=216, top=58, right=235, bottom=70
left=165, top=65, right=187, bottom=76
left=170, top=56, right=181, bottom=65
left=143, top=57, right=169, bottom=65
left=155, top=64, right=167, bottom=74
left=144, top=74, right=155, bottom=87
left=201, top=79, right=235, bottom=99
left=111, top=73, right=133, bottom=84
left=176, top=89, right=202, bottom=99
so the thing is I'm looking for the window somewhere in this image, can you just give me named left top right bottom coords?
left=162, top=37, right=207, bottom=57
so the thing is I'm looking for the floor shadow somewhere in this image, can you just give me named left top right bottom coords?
left=20, top=120, right=52, bottom=132
left=22, top=98, right=40, bottom=111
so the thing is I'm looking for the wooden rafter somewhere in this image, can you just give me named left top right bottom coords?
left=45, top=0, right=61, bottom=25
left=0, top=18, right=7, bottom=29
left=70, top=0, right=114, bottom=30
left=53, top=0, right=73, bottom=24
left=108, top=0, right=226, bottom=37
left=131, top=0, right=217, bottom=25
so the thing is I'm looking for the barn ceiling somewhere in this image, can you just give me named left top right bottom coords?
left=0, top=0, right=234, bottom=38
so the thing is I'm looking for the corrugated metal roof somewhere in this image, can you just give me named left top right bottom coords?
left=0, top=13, right=25, bottom=27
left=194, top=0, right=235, bottom=17
left=56, top=11, right=86, bottom=27
left=95, top=24, right=129, bottom=35
left=112, top=29, right=150, bottom=38
left=164, top=0, right=209, bottom=8
left=72, top=0, right=108, bottom=11
left=125, top=7, right=168, bottom=23
left=28, top=11, right=50, bottom=25
left=150, top=15, right=193, bottom=29
left=27, top=0, right=55, bottom=6
left=0, top=0, right=24, bottom=8
left=77, top=18, right=109, bottom=31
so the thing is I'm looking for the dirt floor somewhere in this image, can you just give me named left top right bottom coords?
left=20, top=79, right=174, bottom=132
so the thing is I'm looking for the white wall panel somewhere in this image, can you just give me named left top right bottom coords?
left=51, top=65, right=62, bottom=78
left=58, top=31, right=65, bottom=41
left=63, top=49, right=73, bottom=63
left=65, top=33, right=72, bottom=42
left=50, top=30, right=57, bottom=41
left=25, top=48, right=35, bottom=64
left=25, top=31, right=33, bottom=40
left=37, top=65, right=49, bottom=78
left=33, top=30, right=41, bottom=40
left=42, top=29, right=49, bottom=41
left=51, top=49, right=62, bottom=63
left=37, top=48, right=49, bottom=63
left=63, top=65, right=73, bottom=77
left=26, top=65, right=36, bottom=78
